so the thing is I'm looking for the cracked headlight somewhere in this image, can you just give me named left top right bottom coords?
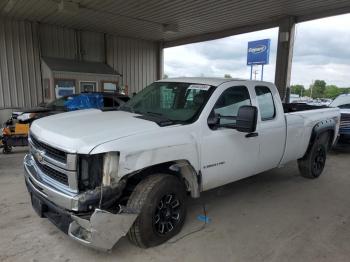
left=78, top=152, right=120, bottom=191
left=102, top=152, right=120, bottom=186
left=78, top=154, right=104, bottom=191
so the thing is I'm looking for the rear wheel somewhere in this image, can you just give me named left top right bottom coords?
left=127, top=174, right=186, bottom=248
left=298, top=133, right=330, bottom=179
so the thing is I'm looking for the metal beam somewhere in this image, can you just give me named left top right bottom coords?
left=297, top=5, right=350, bottom=23
left=274, top=16, right=296, bottom=101
left=163, top=6, right=350, bottom=49
left=156, top=41, right=164, bottom=79
left=163, top=20, right=279, bottom=48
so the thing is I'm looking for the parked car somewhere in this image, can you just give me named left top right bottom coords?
left=24, top=78, right=340, bottom=251
left=329, top=94, right=350, bottom=141
left=13, top=92, right=130, bottom=124
left=1, top=92, right=129, bottom=154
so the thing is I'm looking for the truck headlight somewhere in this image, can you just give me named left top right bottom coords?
left=102, top=152, right=120, bottom=186
left=78, top=152, right=120, bottom=191
left=78, top=154, right=104, bottom=191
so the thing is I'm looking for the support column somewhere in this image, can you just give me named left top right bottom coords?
left=156, top=41, right=164, bottom=80
left=274, top=17, right=296, bottom=102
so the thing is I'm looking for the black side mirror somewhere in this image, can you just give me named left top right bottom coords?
left=236, top=105, right=258, bottom=133
left=207, top=113, right=220, bottom=129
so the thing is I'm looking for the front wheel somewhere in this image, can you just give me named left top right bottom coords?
left=298, top=133, right=329, bottom=178
left=127, top=174, right=187, bottom=248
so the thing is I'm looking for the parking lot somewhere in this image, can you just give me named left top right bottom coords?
left=0, top=145, right=349, bottom=262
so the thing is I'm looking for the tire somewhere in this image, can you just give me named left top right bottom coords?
left=298, top=133, right=330, bottom=179
left=127, top=174, right=187, bottom=248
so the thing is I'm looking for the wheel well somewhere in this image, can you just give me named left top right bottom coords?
left=305, top=120, right=337, bottom=155
left=324, top=129, right=335, bottom=150
left=120, top=161, right=200, bottom=204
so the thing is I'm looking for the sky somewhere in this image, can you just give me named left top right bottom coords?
left=164, top=13, right=350, bottom=88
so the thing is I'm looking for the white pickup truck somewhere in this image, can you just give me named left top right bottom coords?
left=24, top=78, right=340, bottom=251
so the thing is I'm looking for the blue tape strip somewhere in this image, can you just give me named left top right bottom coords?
left=197, top=214, right=211, bottom=223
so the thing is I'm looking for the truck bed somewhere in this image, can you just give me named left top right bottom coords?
left=283, top=103, right=329, bottom=113
left=279, top=106, right=340, bottom=166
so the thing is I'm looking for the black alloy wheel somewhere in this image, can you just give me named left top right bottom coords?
left=312, top=145, right=326, bottom=177
left=153, top=193, right=181, bottom=235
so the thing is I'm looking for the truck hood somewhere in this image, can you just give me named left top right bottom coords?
left=30, top=109, right=161, bottom=153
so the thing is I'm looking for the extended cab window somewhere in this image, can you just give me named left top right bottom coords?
left=212, top=86, right=251, bottom=125
left=255, top=86, right=276, bottom=120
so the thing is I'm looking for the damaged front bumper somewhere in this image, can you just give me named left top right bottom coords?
left=69, top=208, right=138, bottom=251
left=24, top=154, right=139, bottom=251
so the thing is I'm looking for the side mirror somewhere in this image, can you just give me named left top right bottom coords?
left=236, top=105, right=258, bottom=133
left=207, top=113, right=220, bottom=129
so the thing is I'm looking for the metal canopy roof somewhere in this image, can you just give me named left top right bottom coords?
left=1, top=0, right=350, bottom=47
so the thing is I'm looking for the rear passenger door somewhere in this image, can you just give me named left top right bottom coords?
left=254, top=85, right=285, bottom=172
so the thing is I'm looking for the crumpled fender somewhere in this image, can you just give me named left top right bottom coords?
left=90, top=125, right=201, bottom=179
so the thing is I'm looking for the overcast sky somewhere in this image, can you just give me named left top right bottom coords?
left=164, top=13, right=350, bottom=88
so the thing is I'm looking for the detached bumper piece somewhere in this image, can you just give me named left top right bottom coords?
left=69, top=208, right=138, bottom=251
left=24, top=152, right=138, bottom=251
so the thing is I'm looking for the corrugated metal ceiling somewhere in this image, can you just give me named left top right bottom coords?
left=1, top=0, right=350, bottom=46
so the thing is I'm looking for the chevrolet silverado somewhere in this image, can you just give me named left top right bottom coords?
left=24, top=78, right=340, bottom=251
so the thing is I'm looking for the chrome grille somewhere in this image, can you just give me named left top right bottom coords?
left=28, top=133, right=78, bottom=192
left=340, top=114, right=350, bottom=127
left=30, top=135, right=66, bottom=163
left=34, top=158, right=69, bottom=186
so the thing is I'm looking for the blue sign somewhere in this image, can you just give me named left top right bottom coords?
left=247, top=39, right=271, bottom=65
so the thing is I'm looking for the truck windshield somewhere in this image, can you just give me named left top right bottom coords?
left=119, top=82, right=215, bottom=124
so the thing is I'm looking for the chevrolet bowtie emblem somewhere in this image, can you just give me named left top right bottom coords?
left=34, top=150, right=45, bottom=164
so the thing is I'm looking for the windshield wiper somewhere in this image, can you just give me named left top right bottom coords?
left=134, top=111, right=174, bottom=127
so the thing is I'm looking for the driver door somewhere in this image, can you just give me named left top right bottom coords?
left=200, top=85, right=260, bottom=191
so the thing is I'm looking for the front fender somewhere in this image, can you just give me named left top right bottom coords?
left=90, top=125, right=201, bottom=179
left=118, top=143, right=199, bottom=177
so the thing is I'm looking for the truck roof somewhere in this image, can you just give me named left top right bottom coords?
left=157, top=77, right=245, bottom=86
left=157, top=77, right=273, bottom=87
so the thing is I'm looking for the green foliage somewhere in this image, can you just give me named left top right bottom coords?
left=310, top=80, right=326, bottom=98
left=224, top=74, right=232, bottom=79
left=324, top=85, right=342, bottom=99
left=292, top=80, right=350, bottom=99
left=290, top=84, right=305, bottom=96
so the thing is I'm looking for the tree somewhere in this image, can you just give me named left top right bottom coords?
left=290, top=84, right=305, bottom=97
left=310, top=80, right=326, bottom=98
left=324, top=85, right=342, bottom=99
left=224, top=74, right=232, bottom=79
left=163, top=74, right=169, bottom=79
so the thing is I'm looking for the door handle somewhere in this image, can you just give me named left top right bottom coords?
left=245, top=132, right=258, bottom=138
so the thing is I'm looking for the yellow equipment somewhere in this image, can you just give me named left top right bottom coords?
left=1, top=123, right=29, bottom=154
